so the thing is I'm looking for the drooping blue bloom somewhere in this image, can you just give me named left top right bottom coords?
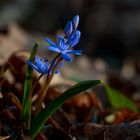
left=46, top=35, right=82, bottom=62
left=27, top=55, right=50, bottom=74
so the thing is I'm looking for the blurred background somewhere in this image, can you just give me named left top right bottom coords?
left=0, top=0, right=140, bottom=90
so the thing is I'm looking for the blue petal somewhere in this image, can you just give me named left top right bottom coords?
left=72, top=15, right=79, bottom=30
left=44, top=67, right=49, bottom=74
left=27, top=60, right=41, bottom=73
left=45, top=37, right=57, bottom=47
left=37, top=66, right=44, bottom=74
left=64, top=21, right=73, bottom=36
left=35, top=55, right=42, bottom=62
left=35, top=55, right=40, bottom=60
left=58, top=35, right=66, bottom=49
left=66, top=50, right=82, bottom=55
left=35, top=55, right=43, bottom=65
left=68, top=30, right=81, bottom=47
left=43, top=61, right=49, bottom=70
left=47, top=46, right=61, bottom=53
left=62, top=53, right=72, bottom=62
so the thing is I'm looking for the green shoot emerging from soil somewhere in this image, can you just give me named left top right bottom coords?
left=21, top=15, right=102, bottom=139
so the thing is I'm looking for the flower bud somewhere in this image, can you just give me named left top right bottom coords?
left=72, top=15, right=79, bottom=30
left=64, top=21, right=73, bottom=37
left=68, top=30, right=81, bottom=47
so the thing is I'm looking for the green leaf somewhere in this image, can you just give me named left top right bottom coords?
left=104, top=85, right=138, bottom=112
left=29, top=80, right=102, bottom=139
left=21, top=42, right=39, bottom=129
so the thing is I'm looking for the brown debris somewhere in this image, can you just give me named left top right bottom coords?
left=71, top=121, right=140, bottom=140
left=0, top=136, right=10, bottom=140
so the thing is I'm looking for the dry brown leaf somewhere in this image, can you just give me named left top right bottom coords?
left=0, top=136, right=10, bottom=140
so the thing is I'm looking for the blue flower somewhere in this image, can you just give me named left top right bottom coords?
left=45, top=15, right=82, bottom=62
left=27, top=55, right=50, bottom=74
left=27, top=56, right=62, bottom=74
left=45, top=35, right=82, bottom=62
left=64, top=15, right=81, bottom=47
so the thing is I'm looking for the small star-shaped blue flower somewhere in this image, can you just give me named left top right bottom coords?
left=27, top=55, right=63, bottom=74
left=27, top=55, right=50, bottom=74
left=45, top=33, right=82, bottom=62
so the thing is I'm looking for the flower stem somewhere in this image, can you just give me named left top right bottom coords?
left=29, top=73, right=43, bottom=98
left=25, top=73, right=43, bottom=130
left=35, top=55, right=62, bottom=114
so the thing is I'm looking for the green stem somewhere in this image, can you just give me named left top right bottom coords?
left=21, top=42, right=39, bottom=129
